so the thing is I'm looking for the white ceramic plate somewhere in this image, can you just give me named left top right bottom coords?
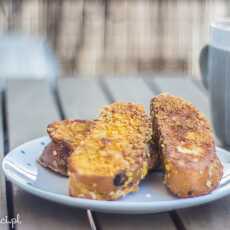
left=2, top=136, right=230, bottom=214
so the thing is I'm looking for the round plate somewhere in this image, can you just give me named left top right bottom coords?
left=2, top=136, right=230, bottom=214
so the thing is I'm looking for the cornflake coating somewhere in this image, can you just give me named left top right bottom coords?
left=150, top=93, right=223, bottom=198
left=47, top=119, right=94, bottom=149
left=68, top=102, right=152, bottom=200
left=38, top=120, right=94, bottom=176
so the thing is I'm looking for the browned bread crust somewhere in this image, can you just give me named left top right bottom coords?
left=68, top=102, right=152, bottom=200
left=38, top=142, right=70, bottom=176
left=38, top=120, right=94, bottom=176
left=150, top=93, right=223, bottom=197
left=147, top=142, right=159, bottom=170
left=47, top=119, right=94, bottom=149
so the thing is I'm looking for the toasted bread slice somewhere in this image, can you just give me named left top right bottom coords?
left=68, top=102, right=152, bottom=200
left=38, top=120, right=94, bottom=176
left=150, top=93, right=223, bottom=197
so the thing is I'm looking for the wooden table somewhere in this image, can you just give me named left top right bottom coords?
left=0, top=76, right=229, bottom=230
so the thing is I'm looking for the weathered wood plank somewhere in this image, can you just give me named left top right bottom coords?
left=151, top=77, right=230, bottom=230
left=97, top=213, right=176, bottom=230
left=7, top=80, right=59, bottom=148
left=103, top=77, right=156, bottom=112
left=58, top=78, right=108, bottom=119
left=0, top=87, right=8, bottom=230
left=177, top=199, right=230, bottom=230
left=7, top=80, right=89, bottom=230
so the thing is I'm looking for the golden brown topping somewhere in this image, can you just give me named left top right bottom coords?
left=150, top=93, right=223, bottom=198
left=47, top=120, right=94, bottom=149
left=69, top=102, right=152, bottom=200
left=151, top=93, right=214, bottom=159
left=69, top=102, right=151, bottom=176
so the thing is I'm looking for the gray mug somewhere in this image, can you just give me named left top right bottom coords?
left=200, top=19, right=230, bottom=146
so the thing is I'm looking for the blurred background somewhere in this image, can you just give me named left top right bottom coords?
left=0, top=0, right=229, bottom=78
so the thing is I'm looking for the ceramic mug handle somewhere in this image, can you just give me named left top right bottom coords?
left=199, top=45, right=209, bottom=89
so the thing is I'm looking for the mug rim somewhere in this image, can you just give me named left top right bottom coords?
left=211, top=18, right=230, bottom=31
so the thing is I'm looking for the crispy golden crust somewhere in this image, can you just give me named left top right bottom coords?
left=68, top=102, right=152, bottom=200
left=38, top=120, right=93, bottom=176
left=47, top=119, right=94, bottom=149
left=150, top=93, right=223, bottom=198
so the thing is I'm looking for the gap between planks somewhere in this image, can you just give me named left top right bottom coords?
left=52, top=82, right=102, bottom=230
left=141, top=77, right=187, bottom=230
left=1, top=88, right=16, bottom=230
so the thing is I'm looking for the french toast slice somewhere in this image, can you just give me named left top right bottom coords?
left=150, top=93, right=223, bottom=197
left=38, top=120, right=94, bottom=176
left=68, top=102, right=152, bottom=200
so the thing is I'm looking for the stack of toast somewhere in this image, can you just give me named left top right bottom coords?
left=38, top=94, right=223, bottom=200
